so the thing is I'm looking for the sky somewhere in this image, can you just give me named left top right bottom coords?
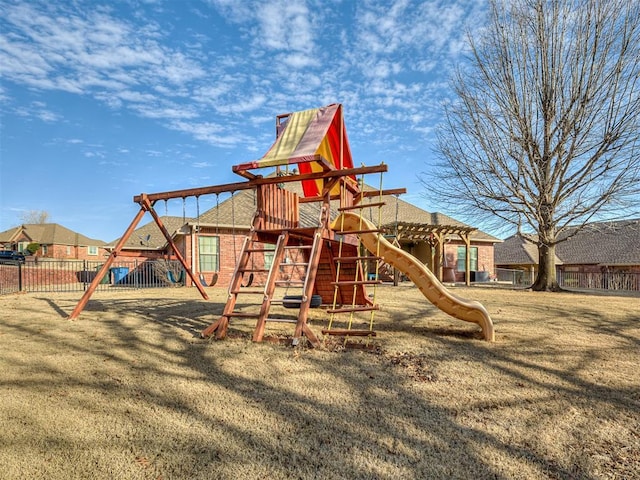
left=0, top=0, right=489, bottom=242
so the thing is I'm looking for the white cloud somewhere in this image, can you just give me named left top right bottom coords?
left=192, top=161, right=213, bottom=168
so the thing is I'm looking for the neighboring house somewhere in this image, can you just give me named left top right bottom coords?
left=0, top=223, right=108, bottom=260
left=495, top=219, right=640, bottom=284
left=112, top=182, right=502, bottom=286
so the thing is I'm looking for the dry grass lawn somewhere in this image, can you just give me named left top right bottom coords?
left=0, top=284, right=638, bottom=479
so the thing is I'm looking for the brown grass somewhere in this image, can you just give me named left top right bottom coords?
left=0, top=284, right=638, bottom=479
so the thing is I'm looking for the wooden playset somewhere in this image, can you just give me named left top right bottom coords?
left=69, top=104, right=494, bottom=344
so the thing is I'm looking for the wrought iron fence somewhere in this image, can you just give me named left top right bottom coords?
left=0, top=259, right=184, bottom=294
left=495, top=267, right=639, bottom=292
left=495, top=268, right=531, bottom=286
left=558, top=271, right=640, bottom=292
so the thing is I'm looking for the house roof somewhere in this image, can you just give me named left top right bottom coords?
left=495, top=219, right=640, bottom=267
left=0, top=224, right=106, bottom=246
left=494, top=233, right=562, bottom=266
left=557, top=219, right=640, bottom=266
left=109, top=215, right=195, bottom=250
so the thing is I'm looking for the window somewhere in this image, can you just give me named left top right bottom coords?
left=199, top=236, right=219, bottom=272
left=456, top=246, right=478, bottom=271
left=264, top=244, right=276, bottom=270
left=67, top=246, right=72, bottom=255
left=88, top=246, right=98, bottom=256
left=42, top=245, right=48, bottom=255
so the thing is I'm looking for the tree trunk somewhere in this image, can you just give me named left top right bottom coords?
left=532, top=242, right=561, bottom=291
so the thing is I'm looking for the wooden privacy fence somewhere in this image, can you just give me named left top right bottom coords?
left=0, top=259, right=185, bottom=294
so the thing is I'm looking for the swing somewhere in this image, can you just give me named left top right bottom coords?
left=168, top=269, right=185, bottom=284
left=195, top=195, right=219, bottom=287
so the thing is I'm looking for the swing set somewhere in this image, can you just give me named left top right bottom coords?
left=68, top=104, right=494, bottom=344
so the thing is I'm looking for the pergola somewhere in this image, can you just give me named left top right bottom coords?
left=382, top=221, right=478, bottom=286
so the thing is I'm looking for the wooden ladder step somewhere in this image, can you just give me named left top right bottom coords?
left=331, top=280, right=382, bottom=286
left=229, top=288, right=264, bottom=294
left=338, top=202, right=386, bottom=211
left=285, top=245, right=312, bottom=250
left=265, top=317, right=298, bottom=324
left=239, top=268, right=270, bottom=273
left=321, top=329, right=377, bottom=337
left=326, top=305, right=380, bottom=314
left=334, top=255, right=381, bottom=262
left=275, top=280, right=305, bottom=286
left=280, top=262, right=309, bottom=267
left=246, top=247, right=276, bottom=253
left=335, top=229, right=381, bottom=235
left=227, top=312, right=259, bottom=318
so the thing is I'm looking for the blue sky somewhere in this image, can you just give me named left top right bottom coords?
left=1, top=0, right=487, bottom=241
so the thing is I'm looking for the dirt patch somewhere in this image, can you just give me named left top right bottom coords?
left=0, top=284, right=638, bottom=479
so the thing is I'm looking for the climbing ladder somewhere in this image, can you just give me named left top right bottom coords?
left=323, top=179, right=385, bottom=342
left=201, top=184, right=325, bottom=346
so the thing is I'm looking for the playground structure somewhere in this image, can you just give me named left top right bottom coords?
left=69, top=104, right=494, bottom=344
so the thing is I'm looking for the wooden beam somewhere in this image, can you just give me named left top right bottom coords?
left=133, top=164, right=388, bottom=204
left=68, top=206, right=147, bottom=320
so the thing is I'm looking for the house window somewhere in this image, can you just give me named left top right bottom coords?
left=88, top=246, right=98, bottom=256
left=199, top=236, right=219, bottom=272
left=67, top=246, right=72, bottom=255
left=457, top=246, right=478, bottom=271
left=264, top=245, right=275, bottom=270
left=42, top=245, right=48, bottom=255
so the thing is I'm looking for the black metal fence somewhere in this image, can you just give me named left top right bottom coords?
left=0, top=259, right=184, bottom=295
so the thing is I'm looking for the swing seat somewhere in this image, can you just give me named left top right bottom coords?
left=168, top=270, right=185, bottom=284
left=241, top=273, right=254, bottom=288
left=282, top=294, right=322, bottom=309
left=199, top=273, right=219, bottom=287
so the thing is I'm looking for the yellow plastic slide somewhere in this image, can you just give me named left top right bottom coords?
left=334, top=212, right=495, bottom=341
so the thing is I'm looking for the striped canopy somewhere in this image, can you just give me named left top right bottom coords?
left=233, top=104, right=354, bottom=197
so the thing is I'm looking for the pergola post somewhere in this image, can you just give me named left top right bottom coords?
left=463, top=235, right=472, bottom=286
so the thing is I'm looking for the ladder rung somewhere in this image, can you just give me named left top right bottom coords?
left=239, top=268, right=269, bottom=273
left=326, top=305, right=380, bottom=314
left=331, top=280, right=382, bottom=286
left=265, top=317, right=298, bottom=324
left=246, top=248, right=276, bottom=253
left=285, top=245, right=312, bottom=250
left=230, top=289, right=264, bottom=294
left=321, top=329, right=377, bottom=337
left=280, top=262, right=309, bottom=267
left=336, top=229, right=381, bottom=235
left=338, top=202, right=386, bottom=211
left=227, top=312, right=259, bottom=318
left=334, top=256, right=381, bottom=262
left=275, top=280, right=305, bottom=286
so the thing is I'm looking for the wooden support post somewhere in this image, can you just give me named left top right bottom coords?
left=68, top=206, right=147, bottom=320
left=463, top=235, right=471, bottom=287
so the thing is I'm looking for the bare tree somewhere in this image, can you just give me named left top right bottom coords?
left=20, top=210, right=50, bottom=224
left=424, top=0, right=640, bottom=291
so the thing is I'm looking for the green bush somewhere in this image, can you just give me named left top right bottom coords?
left=26, top=242, right=40, bottom=255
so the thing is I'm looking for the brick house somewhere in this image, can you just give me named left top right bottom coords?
left=0, top=223, right=108, bottom=260
left=495, top=218, right=640, bottom=287
left=113, top=183, right=501, bottom=286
